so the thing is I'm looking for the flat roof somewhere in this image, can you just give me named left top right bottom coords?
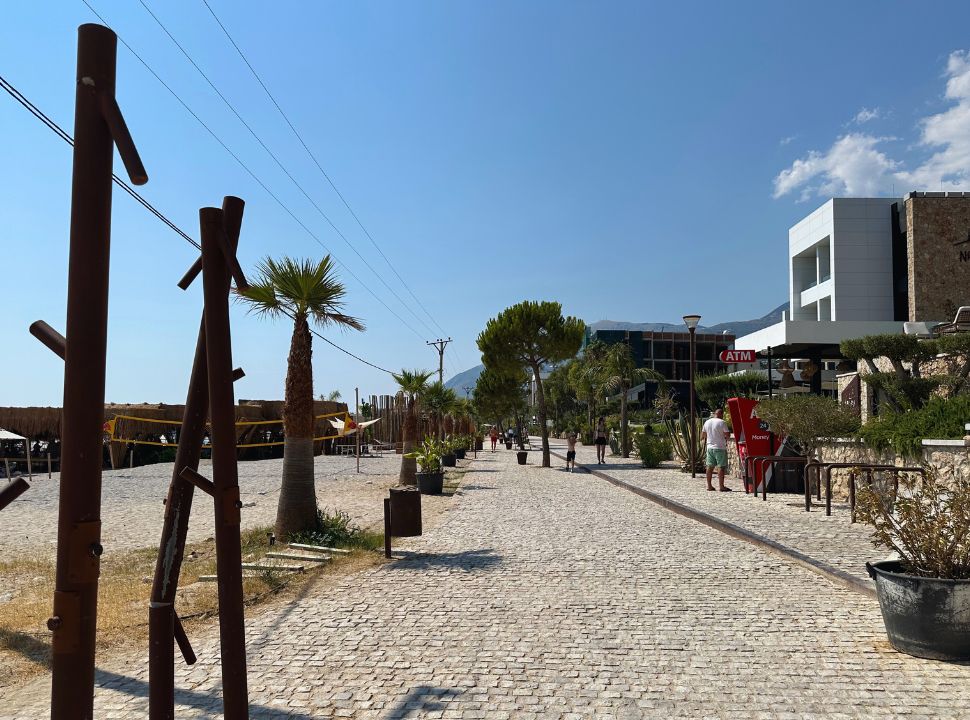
left=734, top=319, right=905, bottom=359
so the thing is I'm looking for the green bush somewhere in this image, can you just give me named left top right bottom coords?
left=632, top=429, right=672, bottom=468
left=694, top=371, right=764, bottom=410
left=859, top=394, right=970, bottom=459
left=756, top=395, right=861, bottom=459
left=288, top=508, right=382, bottom=550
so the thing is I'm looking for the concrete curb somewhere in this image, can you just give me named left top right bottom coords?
left=549, top=450, right=876, bottom=599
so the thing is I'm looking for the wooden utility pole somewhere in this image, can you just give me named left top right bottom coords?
left=427, top=338, right=452, bottom=384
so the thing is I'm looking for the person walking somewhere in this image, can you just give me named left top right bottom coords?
left=701, top=408, right=732, bottom=491
left=594, top=416, right=607, bottom=464
left=565, top=430, right=578, bottom=471
left=489, top=426, right=499, bottom=452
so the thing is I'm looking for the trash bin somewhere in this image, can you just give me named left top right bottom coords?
left=388, top=486, right=422, bottom=537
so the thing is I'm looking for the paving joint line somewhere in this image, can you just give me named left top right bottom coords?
left=548, top=449, right=875, bottom=599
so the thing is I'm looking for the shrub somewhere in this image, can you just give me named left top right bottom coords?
left=756, top=394, right=861, bottom=459
left=859, top=394, right=970, bottom=459
left=289, top=508, right=382, bottom=550
left=856, top=471, right=970, bottom=579
left=633, top=429, right=671, bottom=468
left=694, top=371, right=764, bottom=410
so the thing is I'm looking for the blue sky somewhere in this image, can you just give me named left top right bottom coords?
left=4, top=1, right=970, bottom=407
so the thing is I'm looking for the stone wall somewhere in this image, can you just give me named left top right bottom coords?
left=726, top=436, right=968, bottom=500
left=906, top=193, right=970, bottom=323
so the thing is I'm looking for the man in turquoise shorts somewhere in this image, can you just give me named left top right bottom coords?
left=700, top=408, right=731, bottom=492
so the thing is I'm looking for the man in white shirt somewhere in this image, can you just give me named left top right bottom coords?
left=700, top=408, right=731, bottom=492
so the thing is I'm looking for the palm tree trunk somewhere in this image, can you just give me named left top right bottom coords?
left=620, top=384, right=629, bottom=458
left=532, top=364, right=551, bottom=467
left=276, top=313, right=317, bottom=537
left=399, top=403, right=417, bottom=486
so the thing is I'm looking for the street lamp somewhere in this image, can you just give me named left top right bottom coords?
left=683, top=314, right=701, bottom=478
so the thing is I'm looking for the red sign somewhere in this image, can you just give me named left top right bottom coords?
left=719, top=349, right=756, bottom=363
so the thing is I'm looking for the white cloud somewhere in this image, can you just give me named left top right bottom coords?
left=774, top=50, right=970, bottom=199
left=852, top=107, right=881, bottom=124
left=897, top=50, right=970, bottom=190
left=772, top=134, right=899, bottom=199
left=779, top=135, right=796, bottom=146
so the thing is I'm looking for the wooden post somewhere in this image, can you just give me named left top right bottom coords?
left=3, top=459, right=10, bottom=480
left=48, top=452, right=52, bottom=479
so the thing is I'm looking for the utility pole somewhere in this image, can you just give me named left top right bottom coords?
left=427, top=338, right=452, bottom=384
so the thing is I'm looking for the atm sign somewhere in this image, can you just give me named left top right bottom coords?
left=719, top=349, right=756, bottom=363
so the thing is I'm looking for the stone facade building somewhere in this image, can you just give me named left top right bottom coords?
left=901, top=192, right=970, bottom=323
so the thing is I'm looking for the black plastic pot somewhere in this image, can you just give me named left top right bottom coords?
left=475, top=439, right=483, bottom=451
left=866, top=560, right=970, bottom=661
left=455, top=448, right=466, bottom=460
left=517, top=451, right=528, bottom=465
left=505, top=441, right=513, bottom=450
left=442, top=453, right=457, bottom=467
left=388, top=486, right=422, bottom=536
left=416, top=471, right=444, bottom=495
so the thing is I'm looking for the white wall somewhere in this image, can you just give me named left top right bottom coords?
left=787, top=198, right=897, bottom=323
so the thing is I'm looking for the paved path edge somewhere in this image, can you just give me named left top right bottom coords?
left=549, top=449, right=876, bottom=599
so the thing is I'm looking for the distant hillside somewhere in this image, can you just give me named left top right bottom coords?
left=445, top=303, right=789, bottom=394
left=444, top=364, right=484, bottom=397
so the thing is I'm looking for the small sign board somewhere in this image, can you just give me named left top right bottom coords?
left=719, top=349, right=756, bottom=363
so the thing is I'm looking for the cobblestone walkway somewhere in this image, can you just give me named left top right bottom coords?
left=3, top=448, right=969, bottom=718
left=549, top=439, right=886, bottom=587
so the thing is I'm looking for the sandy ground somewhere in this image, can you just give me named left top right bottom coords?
left=0, top=452, right=460, bottom=557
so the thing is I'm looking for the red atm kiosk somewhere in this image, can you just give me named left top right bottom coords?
left=726, top=396, right=790, bottom=494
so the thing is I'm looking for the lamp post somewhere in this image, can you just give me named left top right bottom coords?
left=683, top=314, right=701, bottom=478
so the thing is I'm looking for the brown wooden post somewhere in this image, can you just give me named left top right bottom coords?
left=200, top=202, right=249, bottom=718
left=48, top=23, right=147, bottom=719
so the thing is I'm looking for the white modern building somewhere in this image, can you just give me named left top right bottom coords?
left=789, top=198, right=898, bottom=322
left=737, top=198, right=909, bottom=369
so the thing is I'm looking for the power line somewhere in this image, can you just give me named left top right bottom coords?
left=291, top=311, right=392, bottom=375
left=0, top=72, right=200, bottom=250
left=79, top=0, right=427, bottom=344
left=199, top=0, right=450, bottom=339
left=2, top=70, right=395, bottom=377
left=135, top=0, right=439, bottom=341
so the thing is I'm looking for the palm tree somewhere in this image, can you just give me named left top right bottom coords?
left=601, top=342, right=665, bottom=458
left=421, top=381, right=458, bottom=440
left=569, top=341, right=606, bottom=430
left=238, top=256, right=363, bottom=537
left=392, top=368, right=433, bottom=486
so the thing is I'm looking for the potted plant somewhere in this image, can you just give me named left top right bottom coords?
left=405, top=438, right=445, bottom=495
left=856, top=471, right=970, bottom=661
left=516, top=448, right=528, bottom=465
left=441, top=437, right=458, bottom=467
left=454, top=435, right=467, bottom=460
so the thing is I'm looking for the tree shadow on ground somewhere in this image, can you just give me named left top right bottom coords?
left=388, top=548, right=502, bottom=572
left=381, top=684, right=463, bottom=719
left=0, top=628, right=51, bottom=669
left=90, top=668, right=324, bottom=719
left=458, top=483, right=496, bottom=491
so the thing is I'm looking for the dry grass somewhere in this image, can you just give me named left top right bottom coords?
left=0, top=524, right=387, bottom=692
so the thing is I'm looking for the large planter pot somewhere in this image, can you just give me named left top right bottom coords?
left=866, top=560, right=970, bottom=661
left=416, top=471, right=444, bottom=495
left=516, top=451, right=528, bottom=465
left=505, top=441, right=513, bottom=450
left=475, top=439, right=483, bottom=451
left=388, top=486, right=422, bottom=536
left=455, top=448, right=466, bottom=460
left=442, top=453, right=457, bottom=467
